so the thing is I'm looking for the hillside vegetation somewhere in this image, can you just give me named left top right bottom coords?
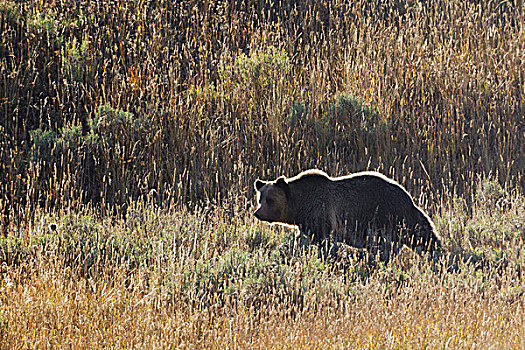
left=1, top=0, right=524, bottom=348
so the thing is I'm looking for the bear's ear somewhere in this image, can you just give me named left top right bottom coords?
left=254, top=179, right=266, bottom=191
left=275, top=176, right=290, bottom=196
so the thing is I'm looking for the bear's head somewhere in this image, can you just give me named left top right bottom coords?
left=253, top=176, right=290, bottom=224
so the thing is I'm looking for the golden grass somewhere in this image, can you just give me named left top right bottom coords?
left=0, top=0, right=523, bottom=216
left=1, top=0, right=525, bottom=348
left=3, top=268, right=524, bottom=349
left=1, top=190, right=524, bottom=348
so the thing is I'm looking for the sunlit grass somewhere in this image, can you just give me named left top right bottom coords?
left=1, top=0, right=523, bottom=215
left=1, top=189, right=524, bottom=348
left=1, top=0, right=524, bottom=348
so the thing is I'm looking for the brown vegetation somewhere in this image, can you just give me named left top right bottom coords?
left=0, top=0, right=524, bottom=348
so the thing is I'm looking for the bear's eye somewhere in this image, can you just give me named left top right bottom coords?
left=266, top=198, right=274, bottom=205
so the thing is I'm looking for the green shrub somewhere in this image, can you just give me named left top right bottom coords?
left=62, top=36, right=95, bottom=83
left=219, top=46, right=291, bottom=102
left=0, top=2, right=21, bottom=24
left=287, top=101, right=309, bottom=127
left=26, top=8, right=58, bottom=35
left=90, top=104, right=136, bottom=132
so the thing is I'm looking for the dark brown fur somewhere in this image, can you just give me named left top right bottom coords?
left=254, top=170, right=441, bottom=260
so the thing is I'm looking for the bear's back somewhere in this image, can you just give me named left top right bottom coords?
left=331, top=172, right=411, bottom=200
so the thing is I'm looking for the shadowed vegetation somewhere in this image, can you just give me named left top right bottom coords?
left=1, top=0, right=524, bottom=348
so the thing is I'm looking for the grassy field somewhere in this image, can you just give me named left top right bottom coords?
left=1, top=0, right=524, bottom=348
left=1, top=192, right=524, bottom=348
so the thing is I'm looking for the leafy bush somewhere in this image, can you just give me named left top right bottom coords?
left=62, top=36, right=95, bottom=83
left=219, top=46, right=291, bottom=101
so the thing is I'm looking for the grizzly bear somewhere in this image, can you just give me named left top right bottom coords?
left=254, top=169, right=441, bottom=261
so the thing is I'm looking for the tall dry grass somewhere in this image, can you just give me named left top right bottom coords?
left=0, top=188, right=524, bottom=348
left=1, top=0, right=523, bottom=220
left=1, top=0, right=525, bottom=348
